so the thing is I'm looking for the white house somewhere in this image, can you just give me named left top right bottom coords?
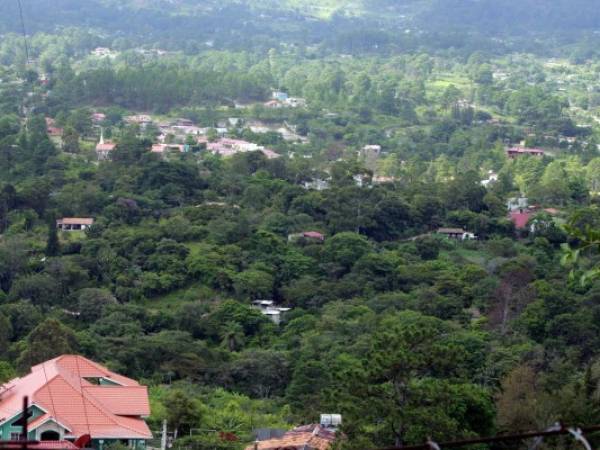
left=252, top=300, right=291, bottom=325
left=56, top=218, right=94, bottom=231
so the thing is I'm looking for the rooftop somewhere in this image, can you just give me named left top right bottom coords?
left=509, top=210, right=532, bottom=229
left=0, top=355, right=151, bottom=440
left=56, top=218, right=94, bottom=226
left=437, top=228, right=465, bottom=234
left=247, top=425, right=336, bottom=450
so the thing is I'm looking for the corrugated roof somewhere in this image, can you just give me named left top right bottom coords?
left=247, top=425, right=336, bottom=450
left=437, top=228, right=465, bottom=234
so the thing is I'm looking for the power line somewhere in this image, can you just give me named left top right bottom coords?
left=16, top=0, right=30, bottom=65
left=376, top=423, right=599, bottom=450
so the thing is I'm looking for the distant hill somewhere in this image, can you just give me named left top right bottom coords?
left=422, top=0, right=600, bottom=35
left=1, top=0, right=599, bottom=51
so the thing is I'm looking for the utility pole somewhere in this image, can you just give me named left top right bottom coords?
left=160, top=419, right=167, bottom=450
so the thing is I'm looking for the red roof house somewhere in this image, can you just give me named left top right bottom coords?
left=56, top=218, right=94, bottom=231
left=0, top=355, right=151, bottom=447
left=45, top=118, right=63, bottom=137
left=301, top=231, right=325, bottom=241
left=95, top=141, right=116, bottom=161
left=506, top=146, right=545, bottom=159
left=288, top=231, right=325, bottom=243
left=1, top=441, right=79, bottom=450
left=509, top=210, right=533, bottom=229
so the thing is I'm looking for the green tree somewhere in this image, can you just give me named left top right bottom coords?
left=17, top=319, right=78, bottom=371
left=0, top=312, right=12, bottom=356
left=45, top=217, right=61, bottom=257
left=363, top=311, right=494, bottom=446
left=323, top=232, right=372, bottom=273
left=0, top=362, right=15, bottom=383
left=166, top=389, right=202, bottom=439
left=77, top=288, right=118, bottom=323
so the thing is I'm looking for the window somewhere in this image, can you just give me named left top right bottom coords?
left=10, top=432, right=22, bottom=441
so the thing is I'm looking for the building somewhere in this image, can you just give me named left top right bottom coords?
left=95, top=131, right=116, bottom=161
left=507, top=197, right=528, bottom=212
left=124, top=115, right=153, bottom=125
left=360, top=145, right=381, bottom=171
left=272, top=91, right=288, bottom=102
left=509, top=210, right=533, bottom=230
left=248, top=416, right=340, bottom=450
left=0, top=441, right=78, bottom=450
left=151, top=144, right=186, bottom=155
left=303, top=179, right=330, bottom=191
left=91, top=113, right=106, bottom=124
left=480, top=171, right=499, bottom=187
left=173, top=118, right=194, bottom=127
left=96, top=141, right=116, bottom=160
left=506, top=146, right=545, bottom=159
left=361, top=144, right=381, bottom=156
left=264, top=100, right=283, bottom=109
left=372, top=176, right=397, bottom=184
left=284, top=97, right=307, bottom=108
left=56, top=218, right=94, bottom=231
left=45, top=118, right=63, bottom=138
left=288, top=231, right=325, bottom=243
left=437, top=228, right=476, bottom=240
left=0, top=355, right=151, bottom=450
left=207, top=138, right=280, bottom=159
left=91, top=48, right=117, bottom=58
left=252, top=300, right=291, bottom=325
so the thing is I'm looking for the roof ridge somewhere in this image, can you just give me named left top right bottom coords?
left=55, top=373, right=148, bottom=437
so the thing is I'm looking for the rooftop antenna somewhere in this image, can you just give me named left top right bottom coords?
left=16, top=0, right=30, bottom=65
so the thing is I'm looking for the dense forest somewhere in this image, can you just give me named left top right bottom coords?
left=1, top=1, right=600, bottom=449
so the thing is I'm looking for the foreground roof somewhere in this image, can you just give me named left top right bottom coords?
left=0, top=355, right=151, bottom=440
left=1, top=441, right=78, bottom=450
left=247, top=425, right=337, bottom=450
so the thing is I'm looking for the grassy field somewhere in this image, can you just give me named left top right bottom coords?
left=439, top=244, right=491, bottom=268
left=137, top=282, right=214, bottom=311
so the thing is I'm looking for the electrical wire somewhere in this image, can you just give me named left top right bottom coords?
left=74, top=356, right=92, bottom=437
left=40, top=362, right=58, bottom=431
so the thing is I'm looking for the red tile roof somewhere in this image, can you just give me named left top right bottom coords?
left=56, top=218, right=94, bottom=226
left=302, top=231, right=325, bottom=240
left=47, top=126, right=64, bottom=137
left=83, top=386, right=150, bottom=416
left=0, top=355, right=151, bottom=440
left=96, top=143, right=116, bottom=152
left=509, top=211, right=532, bottom=229
left=1, top=441, right=78, bottom=450
left=151, top=144, right=185, bottom=154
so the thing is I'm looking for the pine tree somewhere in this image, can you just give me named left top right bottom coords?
left=45, top=218, right=60, bottom=256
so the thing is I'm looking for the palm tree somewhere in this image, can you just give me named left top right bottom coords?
left=220, top=322, right=245, bottom=352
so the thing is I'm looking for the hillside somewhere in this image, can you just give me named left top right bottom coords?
left=2, top=0, right=600, bottom=46
left=1, top=1, right=600, bottom=449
